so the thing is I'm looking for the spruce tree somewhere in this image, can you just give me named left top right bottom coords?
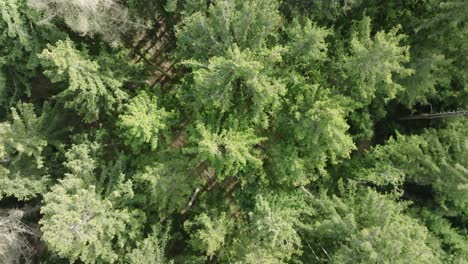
left=0, top=0, right=466, bottom=263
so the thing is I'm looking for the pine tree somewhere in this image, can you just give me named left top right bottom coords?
left=0, top=0, right=467, bottom=263
left=343, top=120, right=468, bottom=217
left=227, top=194, right=303, bottom=263
left=285, top=18, right=331, bottom=68
left=127, top=226, right=174, bottom=264
left=185, top=123, right=265, bottom=181
left=0, top=0, right=64, bottom=110
left=40, top=143, right=140, bottom=263
left=344, top=16, right=413, bottom=106
left=118, top=91, right=170, bottom=151
left=0, top=103, right=49, bottom=200
left=184, top=212, right=233, bottom=258
left=40, top=176, right=129, bottom=263
left=38, top=39, right=127, bottom=123
left=336, top=120, right=468, bottom=261
left=132, top=152, right=203, bottom=216
left=267, top=81, right=355, bottom=186
left=182, top=45, right=286, bottom=127
left=299, top=186, right=442, bottom=263
left=176, top=0, right=282, bottom=61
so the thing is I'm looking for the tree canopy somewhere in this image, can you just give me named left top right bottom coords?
left=0, top=0, right=467, bottom=263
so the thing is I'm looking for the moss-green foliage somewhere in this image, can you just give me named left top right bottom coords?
left=344, top=120, right=468, bottom=216
left=38, top=39, right=127, bottom=123
left=0, top=0, right=64, bottom=111
left=416, top=208, right=468, bottom=263
left=0, top=0, right=29, bottom=46
left=184, top=212, right=233, bottom=257
left=299, top=187, right=442, bottom=263
left=336, top=16, right=414, bottom=140
left=285, top=18, right=331, bottom=67
left=132, top=153, right=203, bottom=215
left=176, top=0, right=282, bottom=61
left=228, top=194, right=303, bottom=263
left=0, top=103, right=49, bottom=200
left=185, top=123, right=265, bottom=181
left=127, top=226, right=174, bottom=264
left=0, top=0, right=32, bottom=108
left=344, top=16, right=413, bottom=106
left=41, top=177, right=128, bottom=263
left=0, top=0, right=467, bottom=263
left=337, top=119, right=468, bottom=262
left=268, top=83, right=355, bottom=185
left=118, top=91, right=170, bottom=151
left=40, top=143, right=142, bottom=263
left=184, top=46, right=286, bottom=126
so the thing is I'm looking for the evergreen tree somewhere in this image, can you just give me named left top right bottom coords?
left=40, top=143, right=142, bottom=263
left=337, top=120, right=468, bottom=261
left=118, top=91, right=170, bottom=151
left=299, top=186, right=442, bottom=263
left=0, top=0, right=64, bottom=112
left=0, top=0, right=466, bottom=263
left=127, top=226, right=174, bottom=264
left=38, top=39, right=127, bottom=123
left=0, top=103, right=49, bottom=200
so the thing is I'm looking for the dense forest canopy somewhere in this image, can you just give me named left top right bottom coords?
left=0, top=0, right=467, bottom=263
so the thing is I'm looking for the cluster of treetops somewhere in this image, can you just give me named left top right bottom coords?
left=0, top=0, right=467, bottom=263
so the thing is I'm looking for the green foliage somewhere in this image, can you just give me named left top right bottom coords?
left=299, top=187, right=442, bottom=263
left=332, top=218, right=440, bottom=263
left=228, top=194, right=303, bottom=263
left=184, top=46, right=286, bottom=126
left=133, top=152, right=203, bottom=215
left=286, top=18, right=331, bottom=67
left=284, top=0, right=362, bottom=22
left=177, top=0, right=287, bottom=128
left=118, top=91, right=170, bottom=151
left=127, top=226, right=174, bottom=264
left=416, top=208, right=468, bottom=263
left=267, top=82, right=355, bottom=186
left=40, top=143, right=139, bottom=263
left=325, top=15, right=416, bottom=141
left=337, top=120, right=468, bottom=262
left=0, top=103, right=46, bottom=168
left=0, top=0, right=64, bottom=110
left=398, top=50, right=450, bottom=107
left=1, top=0, right=467, bottom=263
left=176, top=0, right=282, bottom=61
left=345, top=120, right=468, bottom=216
left=0, top=103, right=49, bottom=200
left=0, top=0, right=29, bottom=46
left=186, top=123, right=264, bottom=181
left=344, top=16, right=413, bottom=106
left=184, top=213, right=233, bottom=257
left=40, top=176, right=129, bottom=263
left=164, top=0, right=179, bottom=13
left=38, top=39, right=127, bottom=123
